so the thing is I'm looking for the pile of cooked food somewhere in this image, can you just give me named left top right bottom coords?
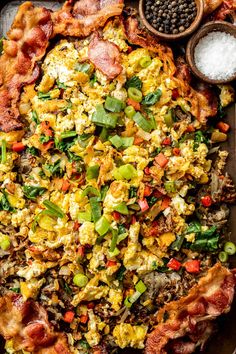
left=0, top=0, right=235, bottom=353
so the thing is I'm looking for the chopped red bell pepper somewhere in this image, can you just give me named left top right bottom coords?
left=185, top=125, right=195, bottom=133
left=113, top=211, right=121, bottom=221
left=127, top=98, right=141, bottom=111
left=63, top=311, right=75, bottom=323
left=73, top=221, right=80, bottom=231
left=201, top=195, right=212, bottom=207
left=172, top=88, right=179, bottom=100
left=41, top=121, right=53, bottom=136
left=167, top=258, right=182, bottom=271
left=134, top=136, right=144, bottom=145
left=155, top=153, right=169, bottom=168
left=61, top=179, right=70, bottom=192
left=77, top=245, right=85, bottom=258
left=162, top=137, right=171, bottom=146
left=12, top=142, right=26, bottom=152
left=42, top=140, right=54, bottom=152
left=106, top=260, right=117, bottom=267
left=80, top=314, right=88, bottom=324
left=131, top=215, right=136, bottom=224
left=138, top=198, right=149, bottom=212
left=173, top=147, right=180, bottom=156
left=184, top=260, right=200, bottom=273
left=161, top=196, right=171, bottom=210
left=143, top=185, right=152, bottom=197
left=216, top=121, right=230, bottom=133
left=144, top=167, right=151, bottom=175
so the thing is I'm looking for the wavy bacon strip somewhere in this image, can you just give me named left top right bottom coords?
left=52, top=0, right=124, bottom=37
left=145, top=263, right=236, bottom=354
left=0, top=2, right=52, bottom=132
left=88, top=34, right=122, bottom=79
left=0, top=292, right=71, bottom=353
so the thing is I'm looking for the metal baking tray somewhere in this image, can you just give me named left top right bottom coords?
left=0, top=1, right=235, bottom=353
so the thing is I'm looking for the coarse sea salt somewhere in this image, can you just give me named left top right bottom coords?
left=194, top=31, right=236, bottom=80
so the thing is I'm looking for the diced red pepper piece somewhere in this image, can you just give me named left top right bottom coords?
left=167, top=258, right=182, bottom=271
left=216, top=121, right=230, bottom=133
left=63, top=311, right=75, bottom=323
left=144, top=167, right=150, bottom=175
left=127, top=98, right=141, bottom=111
left=162, top=137, right=171, bottom=146
left=131, top=215, right=136, bottom=224
left=173, top=147, right=180, bottom=156
left=78, top=245, right=85, bottom=258
left=161, top=196, right=171, bottom=210
left=41, top=121, right=53, bottom=136
left=143, top=185, right=152, bottom=197
left=12, top=142, right=26, bottom=152
left=106, top=260, right=117, bottom=267
left=155, top=153, right=169, bottom=168
left=61, top=179, right=70, bottom=192
left=201, top=195, right=212, bottom=207
left=184, top=260, right=200, bottom=273
left=172, top=88, right=179, bottom=100
left=42, top=140, right=54, bottom=152
left=138, top=198, right=149, bottom=212
left=112, top=211, right=121, bottom=221
left=185, top=125, right=195, bottom=133
left=80, top=314, right=88, bottom=324
left=134, top=136, right=144, bottom=145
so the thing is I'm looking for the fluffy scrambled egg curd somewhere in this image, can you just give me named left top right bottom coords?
left=0, top=16, right=234, bottom=354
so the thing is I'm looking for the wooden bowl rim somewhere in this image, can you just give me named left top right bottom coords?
left=139, top=0, right=204, bottom=41
left=186, top=21, right=236, bottom=84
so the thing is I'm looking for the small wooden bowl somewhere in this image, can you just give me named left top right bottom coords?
left=186, top=21, right=236, bottom=84
left=139, top=0, right=204, bottom=41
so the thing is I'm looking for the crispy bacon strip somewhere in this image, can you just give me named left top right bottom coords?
left=0, top=292, right=71, bottom=353
left=52, top=0, right=124, bottom=37
left=203, top=0, right=224, bottom=16
left=88, top=34, right=122, bottom=79
left=0, top=2, right=52, bottom=132
left=145, top=263, right=236, bottom=354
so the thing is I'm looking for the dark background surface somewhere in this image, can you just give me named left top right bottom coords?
left=0, top=1, right=235, bottom=353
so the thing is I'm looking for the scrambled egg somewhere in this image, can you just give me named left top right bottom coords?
left=113, top=323, right=148, bottom=349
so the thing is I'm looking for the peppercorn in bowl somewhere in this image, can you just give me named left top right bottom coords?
left=139, top=0, right=204, bottom=41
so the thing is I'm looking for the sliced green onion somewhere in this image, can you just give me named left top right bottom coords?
left=78, top=211, right=92, bottom=223
left=75, top=62, right=91, bottom=74
left=125, top=106, right=136, bottom=118
left=117, top=232, right=128, bottom=244
left=32, top=110, right=40, bottom=124
left=86, top=165, right=100, bottom=180
left=0, top=236, right=11, bottom=251
left=224, top=241, right=236, bottom=255
left=100, top=185, right=109, bottom=201
left=90, top=197, right=101, bottom=222
left=124, top=291, right=141, bottom=308
left=110, top=229, right=118, bottom=252
left=135, top=280, right=147, bottom=294
left=128, top=87, right=143, bottom=102
left=56, top=80, right=67, bottom=89
left=120, top=137, right=134, bottom=148
left=73, top=273, right=88, bottom=287
left=164, top=181, right=176, bottom=193
left=23, top=186, right=47, bottom=200
left=218, top=251, right=229, bottom=263
left=92, top=104, right=118, bottom=128
left=139, top=56, right=152, bottom=68
left=142, top=89, right=162, bottom=106
left=164, top=110, right=173, bottom=127
left=109, top=135, right=123, bottom=149
left=105, top=96, right=125, bottom=113
left=118, top=164, right=137, bottom=180
left=1, top=139, right=7, bottom=164
left=38, top=92, right=52, bottom=100
left=125, top=76, right=142, bottom=90
left=61, top=131, right=77, bottom=139
left=43, top=200, right=64, bottom=218
left=95, top=216, right=110, bottom=236
left=81, top=186, right=100, bottom=198
left=133, top=112, right=153, bottom=133
left=108, top=247, right=120, bottom=258
left=114, top=202, right=129, bottom=215
left=100, top=127, right=108, bottom=142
